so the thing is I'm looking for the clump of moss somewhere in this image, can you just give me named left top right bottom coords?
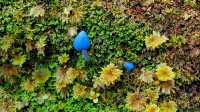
left=12, top=54, right=26, bottom=66
left=35, top=37, right=47, bottom=55
left=145, top=104, right=160, bottom=112
left=0, top=98, right=16, bottom=112
left=58, top=54, right=70, bottom=65
left=22, top=79, right=37, bottom=92
left=61, top=6, right=85, bottom=24
left=73, top=83, right=88, bottom=99
left=0, top=64, right=19, bottom=80
left=67, top=26, right=77, bottom=38
left=55, top=67, right=86, bottom=93
left=30, top=5, right=45, bottom=17
left=138, top=68, right=154, bottom=83
left=126, top=92, right=146, bottom=111
left=32, top=67, right=51, bottom=84
left=94, top=63, right=122, bottom=87
left=0, top=35, right=15, bottom=52
left=160, top=101, right=177, bottom=112
left=160, top=80, right=175, bottom=94
left=144, top=88, right=159, bottom=103
left=156, top=63, right=175, bottom=81
left=145, top=31, right=168, bottom=49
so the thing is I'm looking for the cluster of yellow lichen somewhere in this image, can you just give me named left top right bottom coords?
left=60, top=6, right=85, bottom=24
left=21, top=67, right=51, bottom=92
left=145, top=31, right=168, bottom=49
left=94, top=63, right=122, bottom=87
left=126, top=91, right=177, bottom=112
left=55, top=67, right=86, bottom=94
left=127, top=63, right=177, bottom=111
left=138, top=63, right=175, bottom=94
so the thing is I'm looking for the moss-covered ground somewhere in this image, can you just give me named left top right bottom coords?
left=0, top=0, right=200, bottom=112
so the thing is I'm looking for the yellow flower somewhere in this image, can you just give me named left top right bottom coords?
left=98, top=63, right=122, bottom=86
left=73, top=83, right=87, bottom=99
left=30, top=5, right=45, bottom=17
left=138, top=68, right=154, bottom=83
left=58, top=54, right=69, bottom=64
left=145, top=31, right=168, bottom=49
left=160, top=80, right=175, bottom=94
left=12, top=55, right=26, bottom=66
left=160, top=101, right=177, bottom=112
left=145, top=104, right=160, bottom=112
left=156, top=63, right=175, bottom=81
left=126, top=92, right=146, bottom=111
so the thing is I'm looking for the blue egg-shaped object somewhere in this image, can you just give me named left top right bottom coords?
left=73, top=31, right=90, bottom=51
left=124, top=62, right=136, bottom=72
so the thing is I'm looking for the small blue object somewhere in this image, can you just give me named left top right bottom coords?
left=73, top=31, right=90, bottom=51
left=123, top=62, right=136, bottom=72
left=73, top=31, right=90, bottom=61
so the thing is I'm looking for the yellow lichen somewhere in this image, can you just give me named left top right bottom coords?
left=145, top=31, right=168, bottom=49
left=145, top=104, right=160, bottom=112
left=160, top=101, right=177, bottom=112
left=138, top=68, right=154, bottom=83
left=55, top=67, right=86, bottom=93
left=156, top=63, right=175, bottom=81
left=97, top=63, right=122, bottom=86
left=126, top=92, right=146, bottom=111
left=30, top=5, right=45, bottom=17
